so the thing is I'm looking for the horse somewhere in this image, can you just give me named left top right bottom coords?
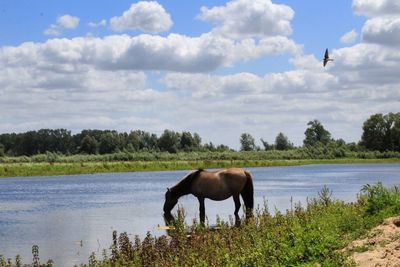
left=163, top=168, right=254, bottom=225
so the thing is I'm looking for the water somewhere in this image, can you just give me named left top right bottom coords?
left=1, top=163, right=400, bottom=266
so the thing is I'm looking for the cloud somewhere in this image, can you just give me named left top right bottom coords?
left=1, top=32, right=299, bottom=74
left=88, top=19, right=107, bottom=28
left=353, top=0, right=400, bottom=17
left=44, top=25, right=61, bottom=36
left=340, top=29, right=358, bottom=44
left=44, top=14, right=80, bottom=36
left=110, top=1, right=173, bottom=33
left=362, top=16, right=400, bottom=46
left=3, top=0, right=400, bottom=149
left=199, top=0, right=294, bottom=39
left=57, top=15, right=80, bottom=29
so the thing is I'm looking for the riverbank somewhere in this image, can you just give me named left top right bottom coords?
left=1, top=158, right=400, bottom=178
left=80, top=184, right=400, bottom=266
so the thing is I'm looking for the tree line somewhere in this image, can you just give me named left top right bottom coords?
left=0, top=129, right=230, bottom=156
left=239, top=112, right=400, bottom=153
left=0, top=112, right=399, bottom=157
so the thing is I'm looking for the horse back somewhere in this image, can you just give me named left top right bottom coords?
left=191, top=168, right=248, bottom=200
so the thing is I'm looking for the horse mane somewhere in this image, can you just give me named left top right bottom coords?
left=171, top=169, right=204, bottom=197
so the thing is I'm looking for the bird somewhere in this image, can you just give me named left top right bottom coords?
left=323, top=48, right=333, bottom=67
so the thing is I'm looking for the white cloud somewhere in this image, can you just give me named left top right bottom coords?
left=44, top=14, right=80, bottom=36
left=362, top=16, right=400, bottom=46
left=340, top=29, right=358, bottom=44
left=353, top=0, right=400, bottom=17
left=44, top=25, right=61, bottom=36
left=110, top=1, right=173, bottom=33
left=57, top=15, right=80, bottom=29
left=88, top=19, right=107, bottom=28
left=199, top=0, right=294, bottom=39
left=2, top=33, right=299, bottom=74
left=3, top=0, right=400, bottom=149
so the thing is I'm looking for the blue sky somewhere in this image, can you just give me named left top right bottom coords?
left=0, top=0, right=398, bottom=148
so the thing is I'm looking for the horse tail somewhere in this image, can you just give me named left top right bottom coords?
left=242, top=170, right=254, bottom=211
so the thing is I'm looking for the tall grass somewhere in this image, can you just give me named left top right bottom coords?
left=83, top=183, right=400, bottom=266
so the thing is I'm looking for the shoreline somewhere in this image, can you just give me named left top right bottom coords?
left=1, top=158, right=400, bottom=178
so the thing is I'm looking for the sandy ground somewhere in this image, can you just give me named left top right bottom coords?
left=344, top=216, right=400, bottom=267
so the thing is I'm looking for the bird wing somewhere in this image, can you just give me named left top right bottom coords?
left=324, top=49, right=329, bottom=60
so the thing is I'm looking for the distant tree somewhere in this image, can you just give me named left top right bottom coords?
left=126, top=130, right=158, bottom=151
left=275, top=132, right=293, bottom=150
left=80, top=135, right=98, bottom=154
left=216, top=144, right=231, bottom=152
left=361, top=112, right=400, bottom=151
left=240, top=133, right=256, bottom=151
left=260, top=138, right=274, bottom=151
left=0, top=143, right=4, bottom=157
left=158, top=130, right=181, bottom=153
left=203, top=142, right=216, bottom=151
left=126, top=131, right=141, bottom=151
left=303, top=120, right=331, bottom=146
left=180, top=131, right=201, bottom=151
left=193, top=133, right=202, bottom=150
left=0, top=133, right=15, bottom=155
left=99, top=131, right=121, bottom=154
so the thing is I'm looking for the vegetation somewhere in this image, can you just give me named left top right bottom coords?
left=304, top=119, right=332, bottom=146
left=2, top=183, right=399, bottom=266
left=1, top=150, right=400, bottom=178
left=1, top=112, right=399, bottom=177
left=0, top=113, right=399, bottom=158
left=360, top=112, right=400, bottom=152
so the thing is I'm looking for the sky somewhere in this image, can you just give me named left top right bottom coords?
left=0, top=0, right=399, bottom=149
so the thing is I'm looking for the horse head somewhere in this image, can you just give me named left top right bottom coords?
left=163, top=188, right=178, bottom=214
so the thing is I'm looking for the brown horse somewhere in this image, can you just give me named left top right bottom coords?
left=163, top=168, right=254, bottom=224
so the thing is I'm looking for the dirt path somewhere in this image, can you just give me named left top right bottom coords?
left=344, top=217, right=400, bottom=267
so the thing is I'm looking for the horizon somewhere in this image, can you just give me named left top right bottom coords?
left=1, top=0, right=399, bottom=150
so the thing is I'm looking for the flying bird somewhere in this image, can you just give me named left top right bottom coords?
left=323, top=48, right=333, bottom=67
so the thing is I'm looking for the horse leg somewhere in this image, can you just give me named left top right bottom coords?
left=233, top=194, right=241, bottom=215
left=233, top=194, right=241, bottom=226
left=198, top=197, right=205, bottom=224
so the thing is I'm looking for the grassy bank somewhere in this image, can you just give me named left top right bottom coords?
left=1, top=158, right=400, bottom=178
left=3, top=183, right=399, bottom=266
left=86, top=183, right=400, bottom=266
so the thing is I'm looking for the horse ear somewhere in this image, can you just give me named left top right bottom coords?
left=167, top=188, right=170, bottom=192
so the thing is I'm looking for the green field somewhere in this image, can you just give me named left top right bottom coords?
left=1, top=157, right=400, bottom=178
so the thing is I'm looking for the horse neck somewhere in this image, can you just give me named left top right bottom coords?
left=172, top=169, right=202, bottom=198
left=171, top=183, right=190, bottom=199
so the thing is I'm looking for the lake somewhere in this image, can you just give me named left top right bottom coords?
left=1, top=163, right=400, bottom=266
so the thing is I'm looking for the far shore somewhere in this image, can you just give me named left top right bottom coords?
left=1, top=158, right=400, bottom=178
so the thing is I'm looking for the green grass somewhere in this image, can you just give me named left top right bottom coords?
left=1, top=158, right=400, bottom=178
left=86, top=183, right=399, bottom=267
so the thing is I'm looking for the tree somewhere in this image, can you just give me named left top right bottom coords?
left=158, top=130, right=181, bottom=153
left=0, top=143, right=4, bottom=157
left=275, top=132, right=293, bottom=150
left=240, top=133, right=255, bottom=151
left=361, top=112, right=400, bottom=151
left=260, top=138, right=274, bottom=150
left=303, top=120, right=331, bottom=146
left=180, top=132, right=201, bottom=151
left=80, top=135, right=98, bottom=154
left=98, top=131, right=121, bottom=154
